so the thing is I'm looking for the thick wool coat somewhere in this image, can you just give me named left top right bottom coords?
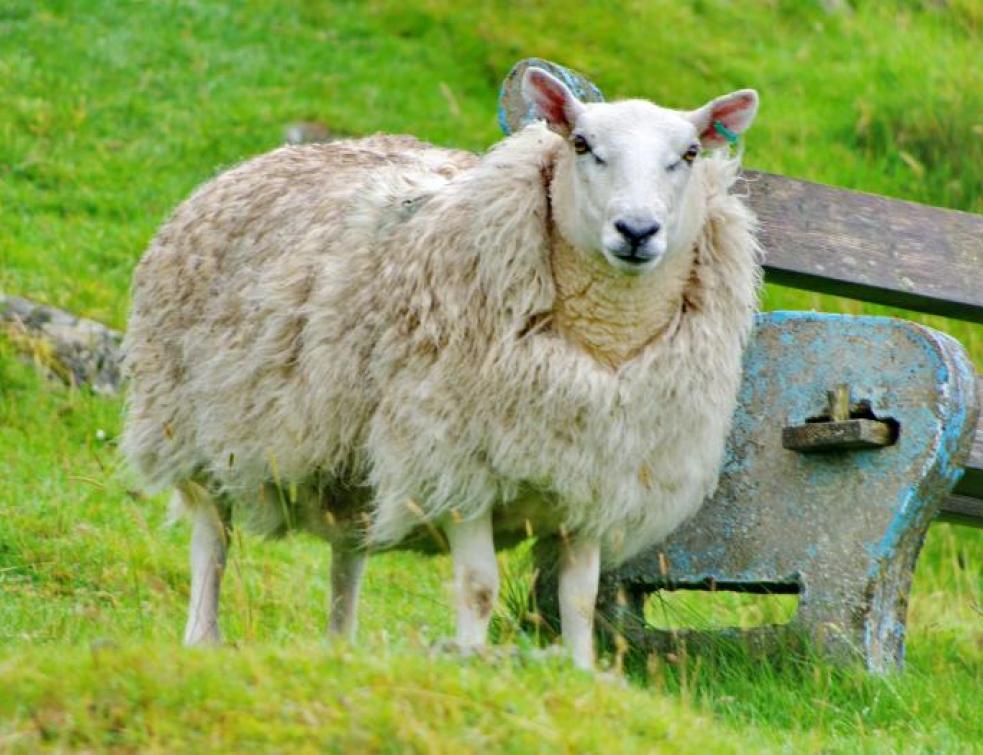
left=122, top=123, right=760, bottom=566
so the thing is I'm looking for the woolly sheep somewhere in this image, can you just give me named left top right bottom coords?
left=122, top=69, right=761, bottom=669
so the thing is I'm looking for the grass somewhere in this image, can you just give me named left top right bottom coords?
left=1, top=0, right=981, bottom=751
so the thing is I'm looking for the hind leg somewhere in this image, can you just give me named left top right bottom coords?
left=179, top=484, right=232, bottom=646
left=328, top=542, right=367, bottom=641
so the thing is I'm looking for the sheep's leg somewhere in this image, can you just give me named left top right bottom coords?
left=328, top=544, right=367, bottom=641
left=444, top=510, right=499, bottom=651
left=183, top=494, right=231, bottom=646
left=558, top=536, right=601, bottom=670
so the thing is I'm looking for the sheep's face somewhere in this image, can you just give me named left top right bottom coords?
left=522, top=69, right=758, bottom=275
left=554, top=101, right=705, bottom=274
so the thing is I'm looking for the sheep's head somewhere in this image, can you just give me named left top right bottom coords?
left=522, top=68, right=758, bottom=275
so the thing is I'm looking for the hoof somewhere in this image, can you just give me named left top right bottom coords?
left=183, top=627, right=222, bottom=647
left=428, top=639, right=518, bottom=662
left=593, top=669, right=628, bottom=687
left=522, top=644, right=568, bottom=663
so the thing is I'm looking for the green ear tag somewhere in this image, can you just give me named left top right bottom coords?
left=713, top=120, right=739, bottom=145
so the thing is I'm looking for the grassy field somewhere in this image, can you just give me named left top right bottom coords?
left=1, top=0, right=981, bottom=751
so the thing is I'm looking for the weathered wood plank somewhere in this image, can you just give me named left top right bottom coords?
left=951, top=376, right=982, bottom=500
left=745, top=171, right=983, bottom=324
left=939, top=494, right=983, bottom=528
left=941, top=374, right=981, bottom=524
left=967, top=422, right=983, bottom=491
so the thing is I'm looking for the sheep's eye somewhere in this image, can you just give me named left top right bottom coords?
left=572, top=135, right=590, bottom=155
left=682, top=144, right=700, bottom=163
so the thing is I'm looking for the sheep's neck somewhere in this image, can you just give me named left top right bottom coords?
left=550, top=237, right=692, bottom=369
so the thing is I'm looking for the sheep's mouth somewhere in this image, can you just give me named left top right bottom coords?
left=613, top=250, right=657, bottom=265
left=607, top=246, right=662, bottom=273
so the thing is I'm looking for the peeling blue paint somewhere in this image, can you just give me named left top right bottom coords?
left=498, top=58, right=605, bottom=136
left=610, top=311, right=978, bottom=672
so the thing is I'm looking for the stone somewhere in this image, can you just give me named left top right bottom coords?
left=1, top=294, right=123, bottom=394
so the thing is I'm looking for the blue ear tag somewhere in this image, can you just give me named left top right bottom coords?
left=713, top=120, right=740, bottom=145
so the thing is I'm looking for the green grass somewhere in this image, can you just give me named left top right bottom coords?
left=1, top=0, right=982, bottom=751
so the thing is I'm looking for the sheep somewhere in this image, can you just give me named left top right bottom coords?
left=121, top=68, right=761, bottom=670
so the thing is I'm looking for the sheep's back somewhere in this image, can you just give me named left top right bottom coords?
left=122, top=136, right=477, bottom=493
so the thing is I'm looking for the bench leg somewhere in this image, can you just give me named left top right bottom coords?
left=795, top=532, right=925, bottom=673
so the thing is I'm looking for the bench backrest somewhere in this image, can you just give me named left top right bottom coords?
left=746, top=170, right=982, bottom=524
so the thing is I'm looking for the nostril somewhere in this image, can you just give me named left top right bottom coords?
left=615, top=221, right=661, bottom=247
left=638, top=222, right=661, bottom=242
left=614, top=220, right=633, bottom=241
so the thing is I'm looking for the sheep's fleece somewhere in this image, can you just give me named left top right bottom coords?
left=122, top=124, right=761, bottom=566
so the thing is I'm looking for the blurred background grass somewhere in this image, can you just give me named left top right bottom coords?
left=1, top=1, right=981, bottom=751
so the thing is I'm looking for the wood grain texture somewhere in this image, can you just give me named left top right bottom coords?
left=952, top=377, right=982, bottom=500
left=745, top=170, right=983, bottom=324
left=942, top=375, right=980, bottom=523
left=939, top=495, right=983, bottom=527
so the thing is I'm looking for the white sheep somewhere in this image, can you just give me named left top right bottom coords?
left=122, top=68, right=761, bottom=669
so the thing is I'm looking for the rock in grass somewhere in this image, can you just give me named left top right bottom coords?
left=0, top=294, right=123, bottom=395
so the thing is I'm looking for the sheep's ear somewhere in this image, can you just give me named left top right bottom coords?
left=689, top=89, right=759, bottom=149
left=521, top=67, right=586, bottom=137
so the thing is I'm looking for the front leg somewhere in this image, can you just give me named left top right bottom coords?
left=443, top=509, right=499, bottom=651
left=558, top=535, right=601, bottom=670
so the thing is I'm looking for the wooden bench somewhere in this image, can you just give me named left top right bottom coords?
left=746, top=169, right=982, bottom=527
left=500, top=59, right=982, bottom=672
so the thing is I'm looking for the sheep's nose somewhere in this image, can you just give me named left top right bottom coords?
left=614, top=220, right=661, bottom=250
